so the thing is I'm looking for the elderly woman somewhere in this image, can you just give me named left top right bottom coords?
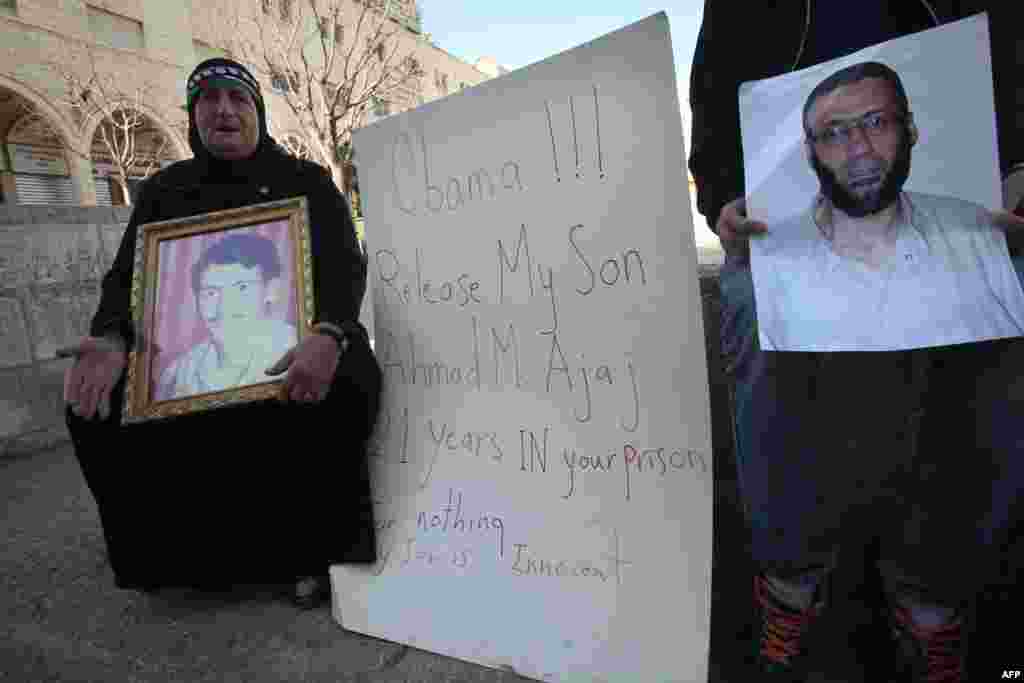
left=61, top=58, right=379, bottom=608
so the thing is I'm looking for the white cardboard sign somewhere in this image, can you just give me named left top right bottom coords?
left=332, top=13, right=713, bottom=682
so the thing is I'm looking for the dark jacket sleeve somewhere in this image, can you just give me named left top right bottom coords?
left=988, top=5, right=1024, bottom=253
left=688, top=0, right=746, bottom=234
left=306, top=164, right=367, bottom=331
left=984, top=5, right=1023, bottom=177
left=89, top=175, right=161, bottom=350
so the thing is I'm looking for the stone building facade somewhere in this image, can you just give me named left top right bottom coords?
left=0, top=0, right=495, bottom=206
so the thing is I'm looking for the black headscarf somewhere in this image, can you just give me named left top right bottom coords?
left=185, top=58, right=280, bottom=177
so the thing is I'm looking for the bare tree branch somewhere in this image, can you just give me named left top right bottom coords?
left=217, top=0, right=425, bottom=200
left=31, top=44, right=181, bottom=205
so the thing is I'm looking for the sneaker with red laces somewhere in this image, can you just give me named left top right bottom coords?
left=888, top=601, right=967, bottom=683
left=752, top=573, right=826, bottom=682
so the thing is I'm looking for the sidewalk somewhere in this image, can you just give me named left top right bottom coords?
left=1, top=444, right=526, bottom=683
left=7, top=269, right=1010, bottom=681
left=1, top=442, right=887, bottom=683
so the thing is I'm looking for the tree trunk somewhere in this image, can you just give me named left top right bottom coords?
left=332, top=160, right=359, bottom=216
left=327, top=160, right=344, bottom=193
left=116, top=175, right=132, bottom=206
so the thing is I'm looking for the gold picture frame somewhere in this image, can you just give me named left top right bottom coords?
left=123, top=197, right=313, bottom=424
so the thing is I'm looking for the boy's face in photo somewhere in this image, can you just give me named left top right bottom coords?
left=196, top=262, right=268, bottom=345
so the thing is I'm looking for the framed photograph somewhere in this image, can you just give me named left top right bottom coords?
left=123, top=197, right=313, bottom=424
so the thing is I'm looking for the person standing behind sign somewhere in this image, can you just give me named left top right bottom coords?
left=689, top=2, right=1023, bottom=681
left=59, top=58, right=380, bottom=609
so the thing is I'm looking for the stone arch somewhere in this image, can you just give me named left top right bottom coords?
left=0, top=75, right=78, bottom=150
left=0, top=75, right=91, bottom=203
left=81, top=102, right=188, bottom=204
left=81, top=101, right=189, bottom=164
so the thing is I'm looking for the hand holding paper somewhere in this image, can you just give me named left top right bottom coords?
left=993, top=206, right=1024, bottom=254
left=716, top=197, right=768, bottom=262
left=991, top=209, right=1024, bottom=231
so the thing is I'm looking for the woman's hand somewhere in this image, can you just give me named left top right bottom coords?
left=59, top=336, right=128, bottom=420
left=265, top=332, right=344, bottom=403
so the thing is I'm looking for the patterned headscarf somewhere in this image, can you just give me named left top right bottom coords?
left=185, top=58, right=271, bottom=163
left=186, top=59, right=263, bottom=111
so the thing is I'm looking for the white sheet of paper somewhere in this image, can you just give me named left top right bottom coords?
left=331, top=13, right=713, bottom=683
left=740, top=14, right=1024, bottom=351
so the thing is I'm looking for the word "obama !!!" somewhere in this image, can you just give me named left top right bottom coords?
left=391, top=129, right=523, bottom=217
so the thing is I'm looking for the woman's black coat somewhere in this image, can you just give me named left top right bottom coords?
left=69, top=141, right=380, bottom=590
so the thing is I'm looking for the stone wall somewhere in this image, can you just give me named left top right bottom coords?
left=0, top=204, right=132, bottom=455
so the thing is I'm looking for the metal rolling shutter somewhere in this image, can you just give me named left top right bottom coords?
left=13, top=174, right=75, bottom=205
left=93, top=175, right=114, bottom=206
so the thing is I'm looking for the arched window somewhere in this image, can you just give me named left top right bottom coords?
left=2, top=94, right=75, bottom=205
left=90, top=108, right=177, bottom=206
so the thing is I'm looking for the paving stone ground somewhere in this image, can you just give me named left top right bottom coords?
left=1, top=442, right=915, bottom=682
